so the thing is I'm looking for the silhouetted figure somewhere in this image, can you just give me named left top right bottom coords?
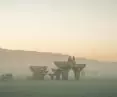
left=68, top=56, right=72, bottom=62
left=73, top=56, right=75, bottom=61
left=54, top=56, right=86, bottom=81
left=72, top=56, right=76, bottom=65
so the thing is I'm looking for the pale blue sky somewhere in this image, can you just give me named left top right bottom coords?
left=0, top=0, right=117, bottom=60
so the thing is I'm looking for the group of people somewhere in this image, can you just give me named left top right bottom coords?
left=68, top=56, right=76, bottom=64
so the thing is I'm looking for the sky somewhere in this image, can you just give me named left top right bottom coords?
left=0, top=0, right=117, bottom=61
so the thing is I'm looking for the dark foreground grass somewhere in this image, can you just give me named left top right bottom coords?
left=0, top=79, right=117, bottom=97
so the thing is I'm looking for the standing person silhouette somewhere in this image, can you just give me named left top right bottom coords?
left=72, top=56, right=76, bottom=65
left=68, top=56, right=72, bottom=62
left=73, top=56, right=75, bottom=61
left=68, top=56, right=73, bottom=67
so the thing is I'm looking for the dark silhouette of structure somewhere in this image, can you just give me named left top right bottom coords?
left=54, top=61, right=71, bottom=80
left=54, top=56, right=86, bottom=80
left=51, top=68, right=63, bottom=80
left=49, top=74, right=54, bottom=80
left=1, top=73, right=13, bottom=81
left=72, top=64, right=86, bottom=80
left=30, top=66, right=48, bottom=80
left=29, top=56, right=86, bottom=80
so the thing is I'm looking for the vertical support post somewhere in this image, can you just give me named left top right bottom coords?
left=73, top=68, right=81, bottom=80
left=62, top=69, right=69, bottom=80
left=74, top=70, right=80, bottom=80
left=49, top=74, right=54, bottom=80
left=55, top=70, right=61, bottom=80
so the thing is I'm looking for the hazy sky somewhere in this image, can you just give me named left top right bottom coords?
left=0, top=0, right=117, bottom=61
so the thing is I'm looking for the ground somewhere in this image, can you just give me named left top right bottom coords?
left=0, top=79, right=117, bottom=97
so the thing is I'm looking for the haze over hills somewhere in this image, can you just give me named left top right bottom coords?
left=0, top=48, right=117, bottom=78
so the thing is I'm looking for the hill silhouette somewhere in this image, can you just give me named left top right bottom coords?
left=0, top=48, right=117, bottom=78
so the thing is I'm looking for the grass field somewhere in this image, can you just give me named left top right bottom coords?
left=0, top=79, right=117, bottom=97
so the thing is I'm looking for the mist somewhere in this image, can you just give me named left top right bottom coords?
left=0, top=48, right=117, bottom=80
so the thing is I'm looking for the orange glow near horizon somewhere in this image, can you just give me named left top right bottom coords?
left=0, top=0, right=117, bottom=61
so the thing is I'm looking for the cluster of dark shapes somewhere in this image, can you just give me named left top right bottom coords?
left=30, top=56, right=86, bottom=80
left=0, top=73, right=13, bottom=81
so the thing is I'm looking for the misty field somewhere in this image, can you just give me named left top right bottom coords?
left=0, top=79, right=117, bottom=97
